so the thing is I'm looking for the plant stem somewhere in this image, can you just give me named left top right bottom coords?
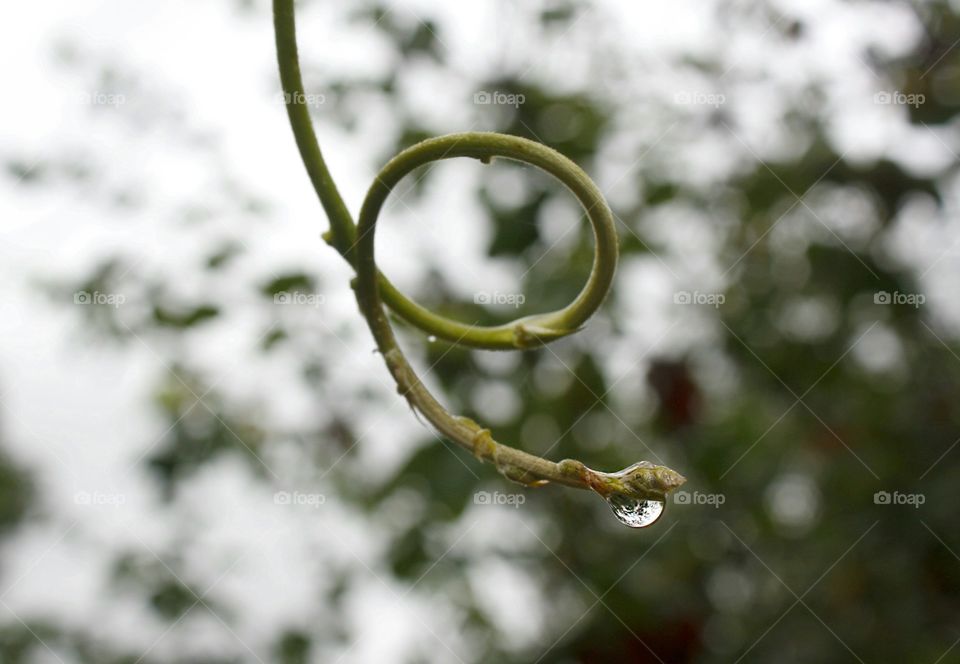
left=271, top=0, right=686, bottom=506
left=272, top=0, right=615, bottom=350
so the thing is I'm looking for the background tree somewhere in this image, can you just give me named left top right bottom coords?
left=1, top=0, right=958, bottom=662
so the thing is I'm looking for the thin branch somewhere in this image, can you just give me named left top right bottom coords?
left=272, top=0, right=686, bottom=525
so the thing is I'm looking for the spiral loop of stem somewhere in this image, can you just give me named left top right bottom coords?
left=356, top=132, right=618, bottom=349
left=273, top=0, right=685, bottom=515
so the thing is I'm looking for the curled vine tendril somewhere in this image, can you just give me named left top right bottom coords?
left=273, top=0, right=685, bottom=526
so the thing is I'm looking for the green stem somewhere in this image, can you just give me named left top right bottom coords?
left=273, top=0, right=614, bottom=350
left=271, top=0, right=686, bottom=507
left=273, top=0, right=355, bottom=257
left=359, top=132, right=618, bottom=349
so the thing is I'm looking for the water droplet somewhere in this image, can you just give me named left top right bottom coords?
left=606, top=494, right=665, bottom=528
left=427, top=335, right=437, bottom=343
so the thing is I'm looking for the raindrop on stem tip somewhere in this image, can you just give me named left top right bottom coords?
left=606, top=494, right=665, bottom=528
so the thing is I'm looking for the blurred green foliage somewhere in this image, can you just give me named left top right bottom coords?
left=3, top=1, right=960, bottom=663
